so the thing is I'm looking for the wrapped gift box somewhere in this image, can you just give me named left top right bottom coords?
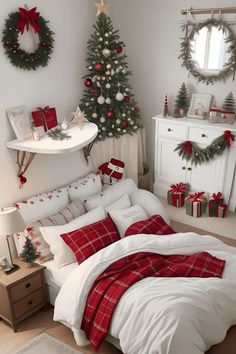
left=167, top=182, right=188, bottom=207
left=216, top=203, right=227, bottom=218
left=98, top=158, right=125, bottom=185
left=208, top=192, right=224, bottom=217
left=32, top=107, right=58, bottom=132
left=185, top=192, right=207, bottom=217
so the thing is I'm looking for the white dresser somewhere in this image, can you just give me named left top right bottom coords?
left=153, top=115, right=236, bottom=211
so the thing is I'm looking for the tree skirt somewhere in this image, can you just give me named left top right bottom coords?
left=13, top=333, right=83, bottom=354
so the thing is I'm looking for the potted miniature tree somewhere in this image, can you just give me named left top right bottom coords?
left=20, top=237, right=39, bottom=267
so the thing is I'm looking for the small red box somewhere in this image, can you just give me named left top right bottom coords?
left=32, top=107, right=58, bottom=132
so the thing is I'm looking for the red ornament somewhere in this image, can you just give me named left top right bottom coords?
left=106, top=109, right=114, bottom=119
left=116, top=45, right=123, bottom=53
left=183, top=141, right=193, bottom=155
left=91, top=90, right=98, bottom=97
left=124, top=95, right=129, bottom=102
left=121, top=121, right=128, bottom=127
left=94, top=63, right=103, bottom=72
left=18, top=172, right=27, bottom=187
left=84, top=78, right=93, bottom=87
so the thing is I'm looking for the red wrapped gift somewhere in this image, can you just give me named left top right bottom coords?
left=209, top=192, right=224, bottom=217
left=185, top=192, right=207, bottom=217
left=32, top=106, right=58, bottom=132
left=216, top=203, right=227, bottom=218
left=98, top=158, right=125, bottom=185
left=167, top=182, right=188, bottom=207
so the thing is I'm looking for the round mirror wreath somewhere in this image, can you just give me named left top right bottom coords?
left=179, top=18, right=236, bottom=85
left=2, top=7, right=54, bottom=71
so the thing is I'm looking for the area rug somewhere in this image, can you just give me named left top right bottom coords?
left=13, top=333, right=83, bottom=354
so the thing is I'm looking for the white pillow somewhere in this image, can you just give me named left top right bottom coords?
left=68, top=173, right=102, bottom=202
left=83, top=178, right=137, bottom=211
left=39, top=207, right=106, bottom=267
left=14, top=187, right=69, bottom=224
left=130, top=190, right=170, bottom=225
left=105, top=194, right=131, bottom=213
left=109, top=205, right=147, bottom=237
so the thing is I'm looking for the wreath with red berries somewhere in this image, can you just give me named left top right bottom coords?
left=2, top=6, right=54, bottom=71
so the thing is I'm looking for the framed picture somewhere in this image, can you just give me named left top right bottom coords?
left=6, top=105, right=32, bottom=141
left=187, top=94, right=212, bottom=120
left=0, top=256, right=12, bottom=272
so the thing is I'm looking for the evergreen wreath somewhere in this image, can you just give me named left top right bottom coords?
left=2, top=6, right=54, bottom=71
left=174, top=130, right=235, bottom=166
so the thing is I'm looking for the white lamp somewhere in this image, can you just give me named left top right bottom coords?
left=0, top=207, right=25, bottom=273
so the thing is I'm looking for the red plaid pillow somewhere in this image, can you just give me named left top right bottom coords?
left=124, top=215, right=175, bottom=237
left=60, top=217, right=120, bottom=264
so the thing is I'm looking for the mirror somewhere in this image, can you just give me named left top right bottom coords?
left=180, top=19, right=236, bottom=84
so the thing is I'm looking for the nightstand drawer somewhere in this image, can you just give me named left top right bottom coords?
left=13, top=289, right=44, bottom=319
left=10, top=273, right=42, bottom=303
left=189, top=127, right=221, bottom=144
left=158, top=122, right=187, bottom=140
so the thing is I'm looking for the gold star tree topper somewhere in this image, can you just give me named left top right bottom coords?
left=71, top=106, right=88, bottom=129
left=95, top=0, right=109, bottom=16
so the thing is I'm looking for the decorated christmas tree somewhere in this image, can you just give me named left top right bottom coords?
left=20, top=237, right=39, bottom=264
left=222, top=92, right=235, bottom=112
left=174, top=82, right=189, bottom=113
left=80, top=0, right=143, bottom=143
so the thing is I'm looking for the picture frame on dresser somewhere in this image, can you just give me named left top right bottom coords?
left=6, top=105, right=32, bottom=141
left=187, top=93, right=212, bottom=120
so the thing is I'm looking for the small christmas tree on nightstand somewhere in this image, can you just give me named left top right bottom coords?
left=222, top=92, right=235, bottom=112
left=20, top=237, right=39, bottom=267
left=173, top=83, right=189, bottom=117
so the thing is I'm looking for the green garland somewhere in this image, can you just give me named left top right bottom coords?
left=2, top=10, right=54, bottom=70
left=174, top=130, right=235, bottom=166
left=48, top=127, right=71, bottom=141
left=179, top=18, right=236, bottom=85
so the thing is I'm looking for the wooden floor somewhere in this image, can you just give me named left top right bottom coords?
left=1, top=222, right=236, bottom=354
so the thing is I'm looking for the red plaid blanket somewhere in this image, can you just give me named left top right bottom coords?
left=81, top=251, right=225, bottom=351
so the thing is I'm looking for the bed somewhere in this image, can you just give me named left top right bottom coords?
left=13, top=175, right=236, bottom=354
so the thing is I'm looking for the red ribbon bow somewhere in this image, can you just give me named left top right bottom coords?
left=212, top=192, right=222, bottom=201
left=224, top=130, right=235, bottom=148
left=183, top=140, right=193, bottom=155
left=189, top=192, right=205, bottom=201
left=18, top=173, right=27, bottom=187
left=17, top=7, right=41, bottom=34
left=37, top=106, right=50, bottom=131
left=170, top=182, right=186, bottom=193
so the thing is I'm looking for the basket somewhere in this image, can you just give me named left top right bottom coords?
left=138, top=162, right=150, bottom=190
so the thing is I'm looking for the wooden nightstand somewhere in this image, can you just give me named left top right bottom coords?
left=0, top=258, right=47, bottom=332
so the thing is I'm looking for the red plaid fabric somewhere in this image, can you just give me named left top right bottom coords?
left=124, top=215, right=175, bottom=237
left=60, top=217, right=120, bottom=264
left=82, top=251, right=225, bottom=351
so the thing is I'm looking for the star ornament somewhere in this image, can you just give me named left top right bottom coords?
left=71, top=107, right=88, bottom=130
left=95, top=0, right=109, bottom=16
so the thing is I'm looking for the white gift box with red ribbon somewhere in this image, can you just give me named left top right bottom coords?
left=98, top=158, right=125, bottom=185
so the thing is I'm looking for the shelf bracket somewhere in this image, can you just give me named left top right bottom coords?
left=83, top=142, right=94, bottom=163
left=16, top=151, right=36, bottom=188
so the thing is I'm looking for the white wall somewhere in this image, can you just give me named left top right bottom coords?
left=109, top=0, right=236, bottom=185
left=0, top=0, right=96, bottom=258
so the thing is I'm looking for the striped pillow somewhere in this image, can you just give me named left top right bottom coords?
left=124, top=215, right=175, bottom=237
left=15, top=199, right=86, bottom=263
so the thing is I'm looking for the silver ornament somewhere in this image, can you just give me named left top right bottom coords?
left=111, top=69, right=115, bottom=76
left=92, top=113, right=98, bottom=118
left=116, top=118, right=121, bottom=124
left=91, top=98, right=95, bottom=101
left=99, top=37, right=103, bottom=42
left=117, top=128, right=121, bottom=132
left=88, top=65, right=93, bottom=70
left=116, top=68, right=120, bottom=74
left=108, top=132, right=113, bottom=137
left=123, top=129, right=127, bottom=133
left=106, top=83, right=111, bottom=89
left=125, top=88, right=130, bottom=92
left=97, top=82, right=101, bottom=87
left=105, top=32, right=109, bottom=37
left=97, top=95, right=105, bottom=105
left=105, top=41, right=109, bottom=45
left=102, top=48, right=111, bottom=58
left=100, top=116, right=106, bottom=123
left=106, top=64, right=111, bottom=69
left=106, top=70, right=110, bottom=75
left=114, top=60, right=118, bottom=64
left=106, top=97, right=111, bottom=104
left=122, top=113, right=126, bottom=117
left=116, top=92, right=124, bottom=101
left=102, top=126, right=107, bottom=131
left=119, top=66, right=123, bottom=70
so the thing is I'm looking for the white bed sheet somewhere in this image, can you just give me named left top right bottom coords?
left=42, top=260, right=78, bottom=289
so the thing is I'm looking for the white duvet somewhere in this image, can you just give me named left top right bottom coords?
left=54, top=233, right=236, bottom=354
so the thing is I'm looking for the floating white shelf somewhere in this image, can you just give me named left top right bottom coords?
left=6, top=123, right=98, bottom=154
left=6, top=123, right=98, bottom=187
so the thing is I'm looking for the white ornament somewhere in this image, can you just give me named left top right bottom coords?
left=127, top=117, right=131, bottom=121
left=100, top=116, right=106, bottom=123
left=119, top=66, right=123, bottom=70
left=102, top=76, right=106, bottom=81
left=105, top=32, right=109, bottom=37
left=125, top=88, right=130, bottom=92
left=97, top=95, right=105, bottom=105
left=60, top=120, right=70, bottom=131
left=123, top=129, right=127, bottom=133
left=130, top=120, right=134, bottom=125
left=86, top=103, right=89, bottom=106
left=114, top=60, right=118, bottom=64
left=91, top=98, right=95, bottom=101
left=99, top=37, right=103, bottom=42
left=105, top=41, right=108, bottom=45
left=106, top=64, right=111, bottom=69
left=97, top=82, right=101, bottom=87
left=116, top=68, right=120, bottom=74
left=117, top=128, right=121, bottom=132
left=96, top=76, right=101, bottom=81
left=88, top=65, right=93, bottom=70
left=96, top=32, right=99, bottom=36
left=102, top=126, right=107, bottom=131
left=111, top=69, right=115, bottom=76
left=106, top=83, right=111, bottom=89
left=116, top=92, right=124, bottom=101
left=109, top=31, right=112, bottom=35
left=111, top=124, right=114, bottom=128
left=122, top=113, right=126, bottom=117
left=102, top=48, right=111, bottom=58
left=106, top=70, right=110, bottom=75
left=106, top=97, right=111, bottom=104
left=92, top=113, right=98, bottom=118
left=108, top=132, right=113, bottom=137
left=95, top=49, right=98, bottom=53
left=122, top=69, right=127, bottom=74
left=134, top=125, right=138, bottom=129
left=116, top=118, right=121, bottom=125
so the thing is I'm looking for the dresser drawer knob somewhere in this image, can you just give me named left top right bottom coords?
left=25, top=283, right=31, bottom=289
left=182, top=166, right=186, bottom=170
left=167, top=128, right=172, bottom=132
left=187, top=167, right=192, bottom=171
left=28, top=300, right=33, bottom=306
left=201, top=134, right=206, bottom=138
